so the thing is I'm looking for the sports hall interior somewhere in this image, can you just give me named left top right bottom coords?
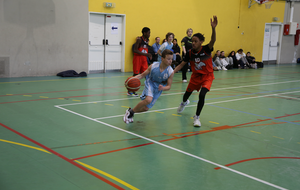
left=1, top=0, right=300, bottom=190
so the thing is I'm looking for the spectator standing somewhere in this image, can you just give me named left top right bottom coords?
left=131, top=27, right=152, bottom=96
left=151, top=37, right=161, bottom=62
left=181, top=28, right=193, bottom=82
left=172, top=38, right=181, bottom=68
left=157, top=32, right=174, bottom=63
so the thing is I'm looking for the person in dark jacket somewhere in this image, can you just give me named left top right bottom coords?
left=171, top=38, right=181, bottom=69
left=181, top=28, right=193, bottom=82
left=246, top=52, right=263, bottom=68
left=228, top=51, right=238, bottom=68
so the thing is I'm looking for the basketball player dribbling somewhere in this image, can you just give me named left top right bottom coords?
left=123, top=49, right=174, bottom=124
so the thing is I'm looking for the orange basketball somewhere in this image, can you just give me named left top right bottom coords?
left=125, top=77, right=141, bottom=92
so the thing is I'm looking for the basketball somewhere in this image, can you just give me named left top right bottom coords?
left=125, top=77, right=141, bottom=92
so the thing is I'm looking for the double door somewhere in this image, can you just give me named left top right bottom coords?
left=262, top=24, right=282, bottom=64
left=89, top=13, right=124, bottom=72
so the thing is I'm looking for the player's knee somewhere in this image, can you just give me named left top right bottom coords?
left=199, top=88, right=209, bottom=98
left=144, top=97, right=152, bottom=105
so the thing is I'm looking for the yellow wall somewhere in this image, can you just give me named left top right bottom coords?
left=89, top=0, right=286, bottom=72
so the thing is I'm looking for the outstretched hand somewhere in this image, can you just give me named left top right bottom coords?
left=210, top=16, right=218, bottom=28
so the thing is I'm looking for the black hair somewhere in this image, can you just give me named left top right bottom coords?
left=142, top=27, right=150, bottom=34
left=192, top=33, right=205, bottom=41
left=246, top=52, right=251, bottom=54
left=228, top=51, right=235, bottom=57
left=237, top=49, right=243, bottom=53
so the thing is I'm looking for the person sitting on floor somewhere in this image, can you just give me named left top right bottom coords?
left=220, top=51, right=233, bottom=69
left=228, top=51, right=238, bottom=68
left=246, top=52, right=264, bottom=68
left=236, top=49, right=251, bottom=69
left=213, top=50, right=227, bottom=70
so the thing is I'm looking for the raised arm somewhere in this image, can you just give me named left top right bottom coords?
left=208, top=16, right=218, bottom=50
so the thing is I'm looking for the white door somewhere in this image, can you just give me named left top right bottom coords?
left=105, top=15, right=123, bottom=70
left=262, top=24, right=280, bottom=63
left=89, top=14, right=105, bottom=72
left=88, top=14, right=123, bottom=73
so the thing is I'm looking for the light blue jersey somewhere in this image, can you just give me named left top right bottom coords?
left=157, top=42, right=173, bottom=63
left=140, top=62, right=173, bottom=108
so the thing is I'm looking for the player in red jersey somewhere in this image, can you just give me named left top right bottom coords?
left=173, top=16, right=218, bottom=127
left=129, top=27, right=152, bottom=97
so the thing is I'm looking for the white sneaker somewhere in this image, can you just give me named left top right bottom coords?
left=193, top=115, right=201, bottom=127
left=177, top=100, right=190, bottom=113
left=123, top=108, right=134, bottom=124
left=182, top=79, right=187, bottom=83
left=222, top=66, right=227, bottom=70
left=128, top=117, right=134, bottom=123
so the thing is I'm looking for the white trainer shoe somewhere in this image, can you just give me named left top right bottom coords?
left=193, top=115, right=201, bottom=127
left=222, top=66, right=228, bottom=70
left=177, top=100, right=190, bottom=113
left=123, top=108, right=134, bottom=124
left=182, top=79, right=187, bottom=83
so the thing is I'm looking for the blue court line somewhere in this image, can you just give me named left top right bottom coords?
left=207, top=104, right=300, bottom=126
left=191, top=87, right=300, bottom=102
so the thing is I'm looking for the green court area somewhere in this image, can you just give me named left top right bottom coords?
left=0, top=65, right=300, bottom=190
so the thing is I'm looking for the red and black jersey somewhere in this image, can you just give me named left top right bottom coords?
left=184, top=44, right=214, bottom=74
left=134, top=36, right=149, bottom=56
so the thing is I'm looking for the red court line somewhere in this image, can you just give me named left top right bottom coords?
left=72, top=113, right=300, bottom=160
left=214, top=157, right=300, bottom=170
left=0, top=92, right=125, bottom=104
left=0, top=122, right=125, bottom=190
left=0, top=86, right=122, bottom=97
left=73, top=142, right=154, bottom=160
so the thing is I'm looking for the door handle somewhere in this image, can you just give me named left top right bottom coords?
left=103, top=39, right=105, bottom=45
left=106, top=39, right=108, bottom=45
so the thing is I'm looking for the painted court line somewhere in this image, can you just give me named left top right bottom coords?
left=274, top=94, right=300, bottom=100
left=93, top=90, right=300, bottom=121
left=214, top=157, right=300, bottom=170
left=75, top=160, right=139, bottom=190
left=55, top=105, right=287, bottom=190
left=0, top=122, right=125, bottom=190
left=0, top=139, right=51, bottom=154
left=55, top=80, right=300, bottom=107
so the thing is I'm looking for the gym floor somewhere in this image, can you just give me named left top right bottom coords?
left=0, top=64, right=300, bottom=190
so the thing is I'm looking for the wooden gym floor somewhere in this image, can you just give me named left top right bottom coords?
left=0, top=64, right=300, bottom=190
